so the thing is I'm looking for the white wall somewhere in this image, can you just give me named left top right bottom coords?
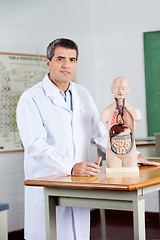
left=0, top=151, right=24, bottom=232
left=0, top=0, right=160, bottom=233
left=93, top=29, right=150, bottom=138
left=91, top=0, right=160, bottom=33
left=90, top=0, right=160, bottom=139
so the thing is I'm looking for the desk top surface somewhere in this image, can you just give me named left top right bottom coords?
left=25, top=161, right=160, bottom=191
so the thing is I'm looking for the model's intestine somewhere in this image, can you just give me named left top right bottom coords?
left=109, top=99, right=134, bottom=155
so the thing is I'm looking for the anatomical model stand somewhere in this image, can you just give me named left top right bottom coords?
left=100, top=77, right=141, bottom=173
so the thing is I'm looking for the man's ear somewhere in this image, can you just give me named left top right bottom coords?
left=46, top=58, right=50, bottom=68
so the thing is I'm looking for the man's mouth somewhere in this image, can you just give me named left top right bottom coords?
left=61, top=71, right=70, bottom=75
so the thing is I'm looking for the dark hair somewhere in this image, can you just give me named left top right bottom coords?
left=46, top=38, right=79, bottom=61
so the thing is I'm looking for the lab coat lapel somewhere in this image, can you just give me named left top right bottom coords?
left=42, top=74, right=71, bottom=111
left=50, top=94, right=70, bottom=111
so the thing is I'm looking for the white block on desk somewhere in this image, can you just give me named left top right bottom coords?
left=106, top=166, right=139, bottom=174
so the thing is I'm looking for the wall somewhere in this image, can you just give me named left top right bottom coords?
left=0, top=0, right=160, bottom=233
left=0, top=151, right=24, bottom=232
left=90, top=0, right=160, bottom=139
left=93, top=29, right=148, bottom=138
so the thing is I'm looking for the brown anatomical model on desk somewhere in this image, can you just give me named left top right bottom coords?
left=100, top=77, right=142, bottom=173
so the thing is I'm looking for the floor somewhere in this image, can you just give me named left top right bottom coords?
left=8, top=209, right=160, bottom=240
left=90, top=209, right=160, bottom=240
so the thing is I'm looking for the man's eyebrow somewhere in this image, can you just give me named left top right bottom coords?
left=57, top=56, right=77, bottom=60
left=57, top=56, right=65, bottom=59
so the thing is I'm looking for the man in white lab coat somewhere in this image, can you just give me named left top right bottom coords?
left=16, top=38, right=107, bottom=240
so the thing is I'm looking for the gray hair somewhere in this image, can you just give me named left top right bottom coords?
left=46, top=38, right=79, bottom=61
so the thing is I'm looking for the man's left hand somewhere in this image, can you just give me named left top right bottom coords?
left=137, top=153, right=160, bottom=166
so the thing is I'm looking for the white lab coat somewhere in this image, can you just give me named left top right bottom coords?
left=16, top=74, right=107, bottom=240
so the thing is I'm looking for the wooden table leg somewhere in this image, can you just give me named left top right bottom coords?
left=45, top=189, right=57, bottom=240
left=133, top=198, right=146, bottom=240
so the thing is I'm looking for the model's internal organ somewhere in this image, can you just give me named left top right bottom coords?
left=110, top=109, right=133, bottom=155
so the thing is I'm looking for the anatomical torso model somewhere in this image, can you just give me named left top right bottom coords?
left=100, top=77, right=142, bottom=173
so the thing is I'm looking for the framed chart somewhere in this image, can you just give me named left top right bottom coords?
left=0, top=52, right=48, bottom=151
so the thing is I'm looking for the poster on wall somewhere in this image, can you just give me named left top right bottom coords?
left=0, top=52, right=48, bottom=152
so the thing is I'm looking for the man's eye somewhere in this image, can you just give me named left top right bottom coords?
left=70, top=58, right=76, bottom=62
left=57, top=58, right=62, bottom=61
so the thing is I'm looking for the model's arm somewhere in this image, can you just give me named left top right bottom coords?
left=16, top=94, right=74, bottom=175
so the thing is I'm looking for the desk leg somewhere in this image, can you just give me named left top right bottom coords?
left=100, top=209, right=107, bottom=240
left=159, top=190, right=160, bottom=212
left=133, top=198, right=145, bottom=240
left=45, top=191, right=57, bottom=240
left=159, top=190, right=160, bottom=228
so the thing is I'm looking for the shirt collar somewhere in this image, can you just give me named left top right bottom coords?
left=48, top=72, right=72, bottom=94
left=42, top=74, right=81, bottom=113
left=42, top=73, right=73, bottom=97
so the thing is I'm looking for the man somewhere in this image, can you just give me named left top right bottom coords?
left=16, top=38, right=107, bottom=240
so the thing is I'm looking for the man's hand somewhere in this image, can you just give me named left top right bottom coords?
left=95, top=156, right=102, bottom=165
left=137, top=153, right=160, bottom=166
left=71, top=156, right=102, bottom=176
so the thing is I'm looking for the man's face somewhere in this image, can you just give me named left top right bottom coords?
left=111, top=78, right=129, bottom=99
left=46, top=46, right=77, bottom=89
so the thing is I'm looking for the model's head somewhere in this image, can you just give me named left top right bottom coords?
left=46, top=38, right=79, bottom=61
left=111, top=77, right=130, bottom=99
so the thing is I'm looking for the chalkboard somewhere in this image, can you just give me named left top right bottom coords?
left=143, top=31, right=160, bottom=136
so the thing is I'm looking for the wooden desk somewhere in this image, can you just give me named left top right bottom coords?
left=25, top=163, right=160, bottom=240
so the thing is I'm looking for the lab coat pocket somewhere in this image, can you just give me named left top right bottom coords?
left=33, top=186, right=45, bottom=206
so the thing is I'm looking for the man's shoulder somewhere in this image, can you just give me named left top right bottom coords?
left=21, top=74, right=49, bottom=98
left=21, top=81, right=43, bottom=99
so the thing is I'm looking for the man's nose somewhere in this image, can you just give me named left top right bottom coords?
left=62, top=59, right=69, bottom=68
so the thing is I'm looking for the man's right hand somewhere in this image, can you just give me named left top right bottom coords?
left=71, top=157, right=102, bottom=176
